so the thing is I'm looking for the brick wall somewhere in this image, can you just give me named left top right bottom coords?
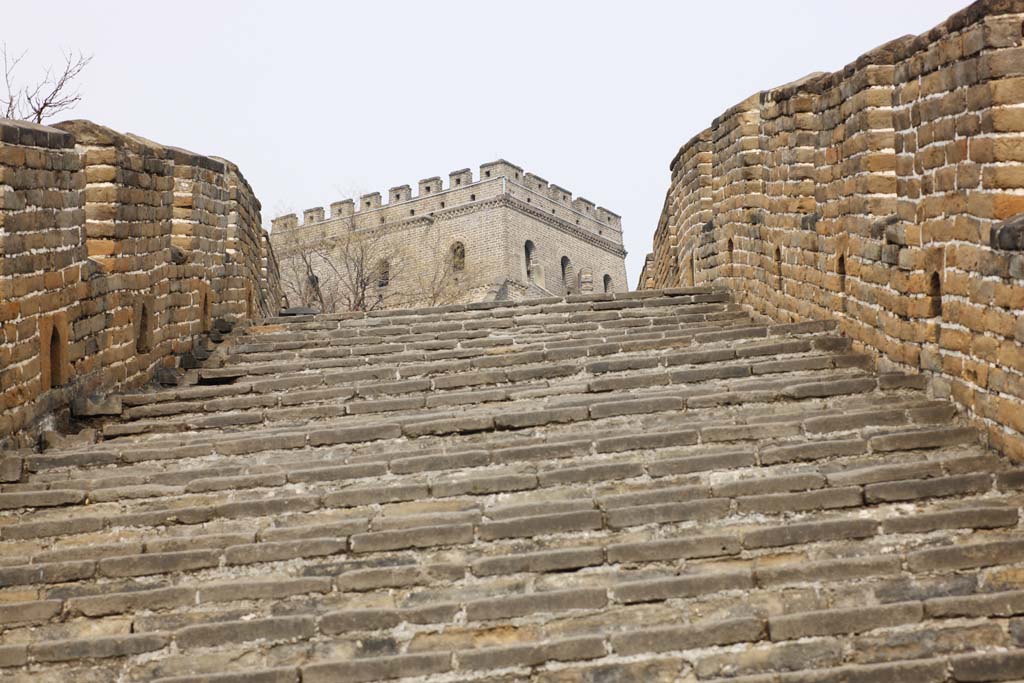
left=642, top=0, right=1024, bottom=459
left=0, top=118, right=281, bottom=447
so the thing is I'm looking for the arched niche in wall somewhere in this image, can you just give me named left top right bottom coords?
left=560, top=256, right=575, bottom=295
left=603, top=274, right=613, bottom=293
left=135, top=299, right=154, bottom=355
left=39, top=313, right=70, bottom=392
left=450, top=241, right=466, bottom=273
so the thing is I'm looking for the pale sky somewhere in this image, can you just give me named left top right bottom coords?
left=8, top=0, right=969, bottom=287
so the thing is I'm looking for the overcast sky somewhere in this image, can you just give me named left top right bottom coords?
left=9, top=0, right=969, bottom=287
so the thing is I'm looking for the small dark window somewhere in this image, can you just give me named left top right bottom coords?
left=524, top=240, right=536, bottom=281
left=551, top=209, right=555, bottom=215
left=425, top=186, right=431, bottom=193
left=470, top=194, right=476, bottom=201
left=455, top=178, right=461, bottom=186
left=365, top=201, right=371, bottom=208
left=410, top=209, right=415, bottom=216
left=527, top=198, right=531, bottom=203
left=774, top=246, right=783, bottom=289
left=377, top=260, right=390, bottom=288
left=451, top=242, right=465, bottom=272
left=603, top=274, right=613, bottom=293
left=201, top=292, right=211, bottom=332
left=485, top=171, right=491, bottom=178
left=440, top=201, right=446, bottom=208
left=929, top=271, right=942, bottom=316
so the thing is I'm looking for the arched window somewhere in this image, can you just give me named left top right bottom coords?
left=524, top=240, right=536, bottom=281
left=450, top=242, right=465, bottom=272
left=603, top=274, right=613, bottom=293
left=560, top=256, right=573, bottom=294
left=837, top=254, right=846, bottom=294
left=377, top=260, right=390, bottom=288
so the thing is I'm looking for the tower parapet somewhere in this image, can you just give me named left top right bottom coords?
left=272, top=159, right=622, bottom=245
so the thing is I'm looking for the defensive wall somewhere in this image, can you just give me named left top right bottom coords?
left=0, top=118, right=282, bottom=447
left=641, top=0, right=1024, bottom=458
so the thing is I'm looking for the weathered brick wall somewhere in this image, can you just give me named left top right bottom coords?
left=643, top=0, right=1024, bottom=459
left=0, top=118, right=281, bottom=446
left=0, top=122, right=84, bottom=440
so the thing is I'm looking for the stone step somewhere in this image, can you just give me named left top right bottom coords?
left=112, top=334, right=853, bottom=432
left=5, top=287, right=1022, bottom=683
left=98, top=362, right=885, bottom=442
left=221, top=300, right=743, bottom=360
left=25, top=371, right=943, bottom=479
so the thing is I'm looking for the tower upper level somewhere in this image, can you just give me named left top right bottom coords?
left=270, top=160, right=623, bottom=249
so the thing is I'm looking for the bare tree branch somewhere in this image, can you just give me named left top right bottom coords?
left=1, top=43, right=92, bottom=123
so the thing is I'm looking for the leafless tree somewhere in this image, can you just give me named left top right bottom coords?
left=411, top=233, right=484, bottom=308
left=2, top=44, right=93, bottom=123
left=275, top=219, right=407, bottom=314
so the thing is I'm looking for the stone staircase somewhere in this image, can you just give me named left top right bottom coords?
left=2, top=287, right=1023, bottom=682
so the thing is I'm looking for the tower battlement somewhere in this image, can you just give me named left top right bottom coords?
left=272, top=160, right=623, bottom=239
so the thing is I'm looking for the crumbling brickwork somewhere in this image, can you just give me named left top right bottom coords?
left=0, top=118, right=281, bottom=447
left=270, top=160, right=628, bottom=309
left=642, top=0, right=1024, bottom=459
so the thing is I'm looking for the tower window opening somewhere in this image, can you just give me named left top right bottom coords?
left=450, top=241, right=465, bottom=272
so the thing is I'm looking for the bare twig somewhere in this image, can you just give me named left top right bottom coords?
left=1, top=43, right=92, bottom=123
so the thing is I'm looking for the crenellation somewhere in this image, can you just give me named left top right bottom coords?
left=418, top=176, right=442, bottom=196
left=360, top=192, right=381, bottom=210
left=302, top=207, right=324, bottom=225
left=330, top=199, right=354, bottom=218
left=449, top=168, right=473, bottom=187
left=388, top=185, right=411, bottom=204
left=573, top=197, right=596, bottom=214
left=549, top=184, right=572, bottom=202
left=272, top=213, right=298, bottom=231
left=524, top=172, right=549, bottom=191
left=480, top=159, right=523, bottom=181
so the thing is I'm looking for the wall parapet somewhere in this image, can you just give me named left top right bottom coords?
left=643, top=0, right=1024, bottom=459
left=0, top=117, right=281, bottom=447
